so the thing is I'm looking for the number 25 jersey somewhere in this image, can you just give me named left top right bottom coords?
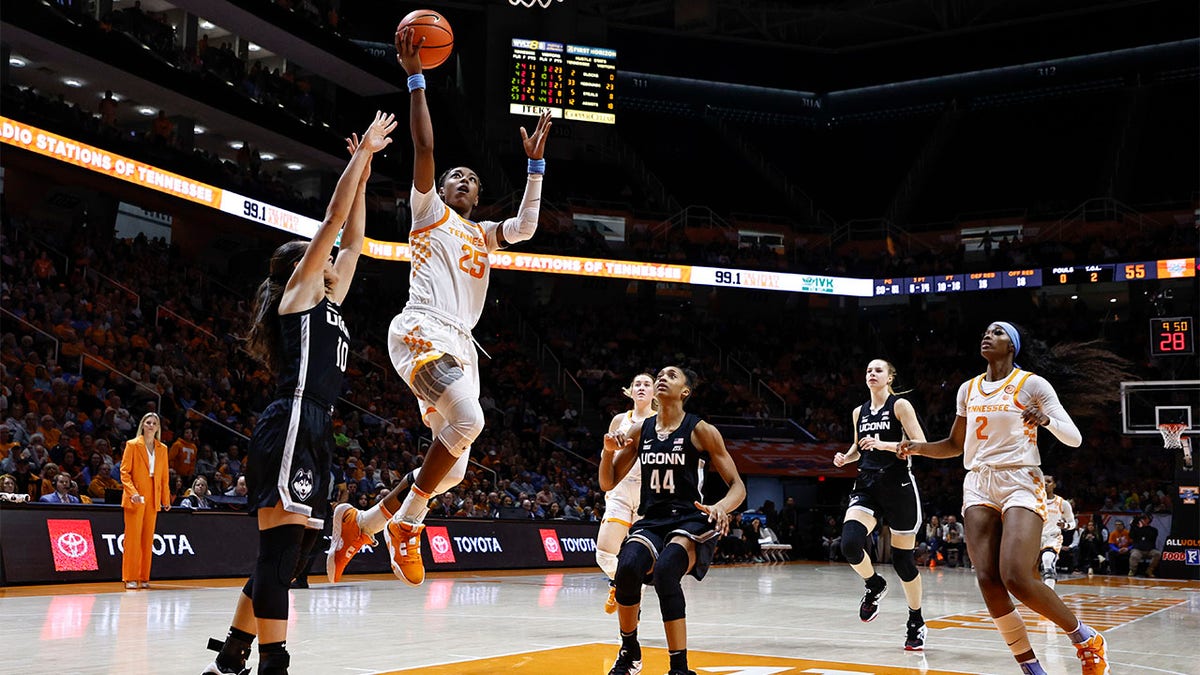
left=405, top=186, right=504, bottom=332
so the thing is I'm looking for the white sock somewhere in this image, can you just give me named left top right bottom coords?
left=396, top=485, right=431, bottom=524
left=358, top=501, right=393, bottom=535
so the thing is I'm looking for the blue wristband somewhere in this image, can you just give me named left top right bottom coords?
left=407, top=74, right=426, bottom=93
left=527, top=158, right=546, bottom=174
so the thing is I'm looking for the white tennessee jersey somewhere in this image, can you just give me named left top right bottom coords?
left=956, top=368, right=1080, bottom=470
left=615, top=409, right=650, bottom=487
left=405, top=186, right=503, bottom=330
left=1042, top=494, right=1075, bottom=541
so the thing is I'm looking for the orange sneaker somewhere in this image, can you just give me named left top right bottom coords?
left=326, top=503, right=376, bottom=583
left=385, top=519, right=426, bottom=586
left=1074, top=632, right=1110, bottom=675
left=604, top=585, right=618, bottom=614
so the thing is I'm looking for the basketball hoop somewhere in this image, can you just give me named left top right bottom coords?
left=508, top=0, right=563, bottom=7
left=1158, top=423, right=1188, bottom=449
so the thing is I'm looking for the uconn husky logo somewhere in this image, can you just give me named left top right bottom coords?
left=291, top=468, right=314, bottom=501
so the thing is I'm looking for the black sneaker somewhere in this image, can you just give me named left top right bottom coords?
left=203, top=638, right=250, bottom=675
left=859, top=577, right=888, bottom=622
left=608, top=647, right=643, bottom=675
left=905, top=618, right=927, bottom=651
left=666, top=671, right=698, bottom=675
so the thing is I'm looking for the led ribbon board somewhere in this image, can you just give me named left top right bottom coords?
left=2, top=118, right=1192, bottom=298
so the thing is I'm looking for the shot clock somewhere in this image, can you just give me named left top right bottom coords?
left=1150, top=317, right=1195, bottom=356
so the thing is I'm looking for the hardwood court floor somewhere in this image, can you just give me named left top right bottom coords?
left=5, top=561, right=1197, bottom=674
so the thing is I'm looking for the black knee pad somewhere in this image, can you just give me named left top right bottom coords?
left=892, top=546, right=918, bottom=581
left=251, top=525, right=304, bottom=621
left=290, top=528, right=322, bottom=581
left=614, top=541, right=654, bottom=606
left=841, top=521, right=869, bottom=565
left=654, top=543, right=690, bottom=622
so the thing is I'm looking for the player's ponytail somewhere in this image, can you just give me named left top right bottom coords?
left=1007, top=323, right=1135, bottom=417
left=244, top=240, right=307, bottom=373
left=880, top=360, right=914, bottom=396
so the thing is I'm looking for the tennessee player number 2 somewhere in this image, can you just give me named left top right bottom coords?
left=975, top=415, right=990, bottom=440
left=458, top=246, right=486, bottom=279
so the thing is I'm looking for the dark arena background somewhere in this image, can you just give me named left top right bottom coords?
left=0, top=1, right=1197, bottom=674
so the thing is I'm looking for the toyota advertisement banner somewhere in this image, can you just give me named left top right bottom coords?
left=342, top=516, right=600, bottom=575
left=1, top=505, right=599, bottom=585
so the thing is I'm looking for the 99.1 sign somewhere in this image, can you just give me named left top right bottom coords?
left=1150, top=316, right=1194, bottom=356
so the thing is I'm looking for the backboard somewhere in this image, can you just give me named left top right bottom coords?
left=1121, top=380, right=1200, bottom=436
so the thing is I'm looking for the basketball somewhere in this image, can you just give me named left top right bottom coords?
left=397, top=9, right=454, bottom=69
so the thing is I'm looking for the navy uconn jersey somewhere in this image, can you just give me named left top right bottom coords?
left=856, top=394, right=909, bottom=471
left=275, top=297, right=350, bottom=408
left=637, top=413, right=706, bottom=517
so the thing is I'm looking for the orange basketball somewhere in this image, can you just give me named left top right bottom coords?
left=397, top=9, right=454, bottom=69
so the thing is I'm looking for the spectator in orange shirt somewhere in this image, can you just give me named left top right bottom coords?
left=0, top=427, right=20, bottom=469
left=1107, top=519, right=1132, bottom=573
left=38, top=414, right=62, bottom=448
left=87, top=323, right=109, bottom=348
left=170, top=427, right=199, bottom=482
left=72, top=479, right=92, bottom=504
left=32, top=251, right=56, bottom=281
left=33, top=461, right=60, bottom=500
left=149, top=110, right=175, bottom=145
left=61, top=421, right=82, bottom=452
left=87, top=466, right=121, bottom=500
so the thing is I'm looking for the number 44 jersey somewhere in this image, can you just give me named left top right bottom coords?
left=637, top=413, right=707, bottom=518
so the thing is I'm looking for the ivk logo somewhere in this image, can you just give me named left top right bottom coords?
left=46, top=520, right=99, bottom=572
left=539, top=528, right=563, bottom=562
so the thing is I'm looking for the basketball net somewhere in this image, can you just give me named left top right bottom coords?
left=1158, top=422, right=1188, bottom=449
left=509, top=0, right=563, bottom=7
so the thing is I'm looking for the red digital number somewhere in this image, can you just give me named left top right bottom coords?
left=1160, top=332, right=1185, bottom=352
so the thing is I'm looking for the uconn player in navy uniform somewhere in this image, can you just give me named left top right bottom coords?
left=833, top=359, right=929, bottom=649
left=202, top=112, right=396, bottom=675
left=600, top=366, right=746, bottom=675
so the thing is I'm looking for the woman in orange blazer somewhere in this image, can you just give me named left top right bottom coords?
left=120, top=412, right=170, bottom=589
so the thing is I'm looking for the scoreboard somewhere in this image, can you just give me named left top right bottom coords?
left=510, top=39, right=616, bottom=124
left=874, top=258, right=1196, bottom=296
